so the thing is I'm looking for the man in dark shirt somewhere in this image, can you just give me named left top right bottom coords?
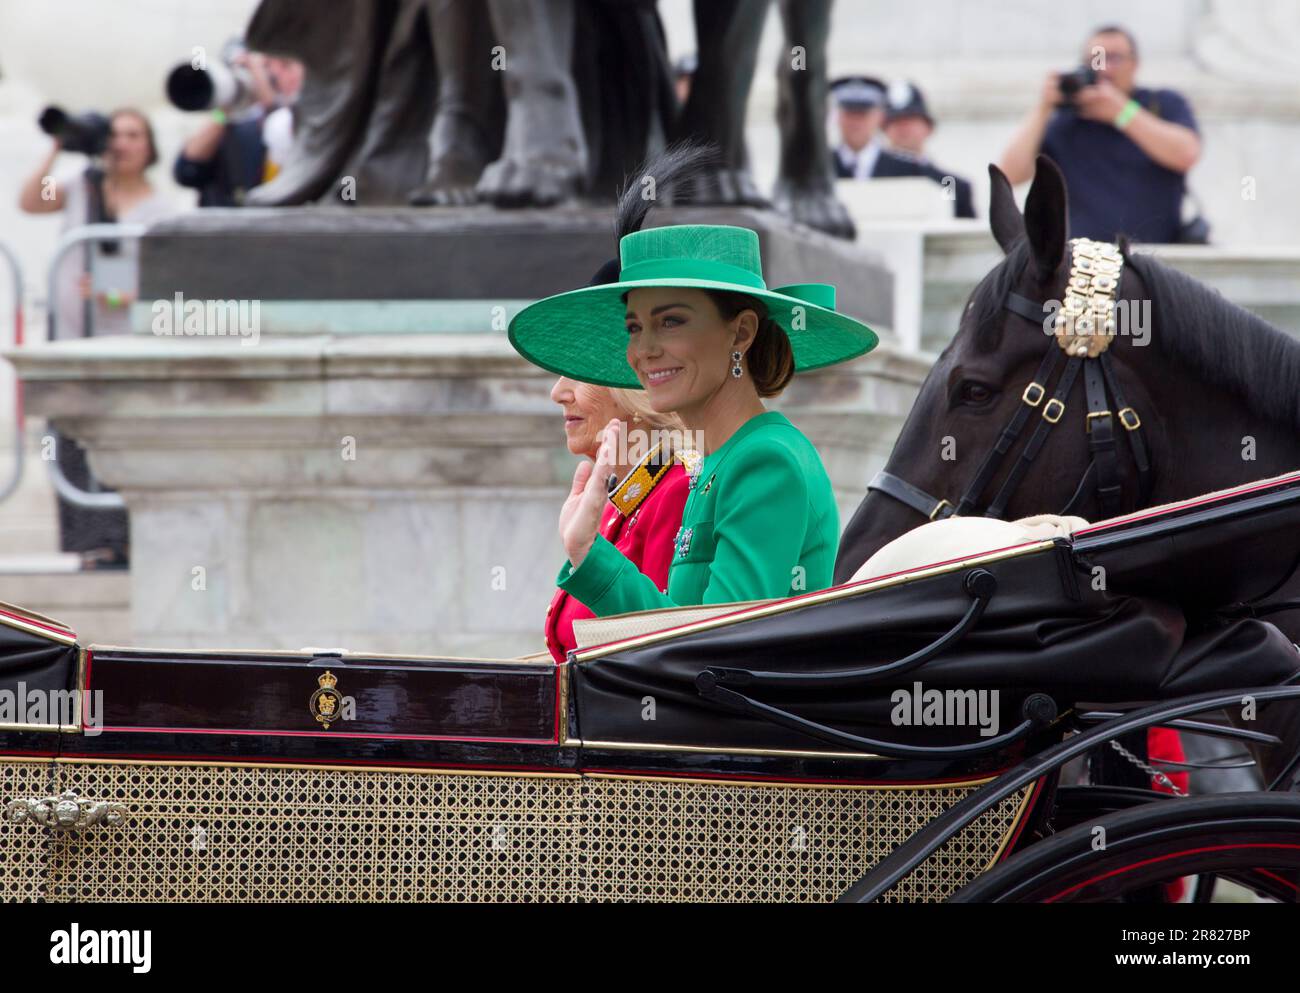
left=999, top=25, right=1201, bottom=243
left=829, top=76, right=974, bottom=219
left=174, top=116, right=267, bottom=207
left=173, top=50, right=298, bottom=207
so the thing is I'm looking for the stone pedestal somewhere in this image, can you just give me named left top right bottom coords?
left=132, top=205, right=893, bottom=335
left=7, top=207, right=927, bottom=657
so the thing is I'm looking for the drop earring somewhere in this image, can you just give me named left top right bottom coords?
left=731, top=350, right=743, bottom=379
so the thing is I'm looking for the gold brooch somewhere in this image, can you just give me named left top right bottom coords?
left=310, top=670, right=344, bottom=729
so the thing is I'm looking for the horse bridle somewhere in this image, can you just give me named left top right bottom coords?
left=869, top=238, right=1154, bottom=523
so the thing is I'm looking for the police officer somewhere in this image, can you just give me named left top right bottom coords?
left=882, top=80, right=975, bottom=219
left=830, top=76, right=975, bottom=219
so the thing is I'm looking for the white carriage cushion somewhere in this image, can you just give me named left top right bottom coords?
left=849, top=513, right=1090, bottom=584
left=572, top=599, right=774, bottom=649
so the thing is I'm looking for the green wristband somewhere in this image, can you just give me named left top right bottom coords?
left=211, top=108, right=228, bottom=126
left=105, top=289, right=123, bottom=309
left=1113, top=99, right=1140, bottom=130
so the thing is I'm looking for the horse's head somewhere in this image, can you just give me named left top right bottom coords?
left=835, top=155, right=1167, bottom=582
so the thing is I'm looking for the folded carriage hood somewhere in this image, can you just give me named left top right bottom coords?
left=0, top=603, right=79, bottom=689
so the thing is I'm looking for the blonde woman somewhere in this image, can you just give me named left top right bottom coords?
left=544, top=379, right=689, bottom=661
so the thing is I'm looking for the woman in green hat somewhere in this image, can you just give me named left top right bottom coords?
left=510, top=146, right=879, bottom=619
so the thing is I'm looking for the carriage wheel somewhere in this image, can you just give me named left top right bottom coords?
left=947, top=794, right=1300, bottom=903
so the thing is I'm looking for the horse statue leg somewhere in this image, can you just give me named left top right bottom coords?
left=673, top=0, right=771, bottom=208
left=475, top=0, right=589, bottom=207
left=771, top=0, right=854, bottom=239
left=409, top=0, right=504, bottom=206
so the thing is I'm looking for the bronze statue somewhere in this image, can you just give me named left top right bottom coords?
left=243, top=0, right=852, bottom=237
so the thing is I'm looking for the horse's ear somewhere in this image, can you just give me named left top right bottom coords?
left=987, top=164, right=1022, bottom=253
left=1024, top=155, right=1069, bottom=283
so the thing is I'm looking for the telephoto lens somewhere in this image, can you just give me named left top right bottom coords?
left=166, top=40, right=254, bottom=114
left=37, top=106, right=111, bottom=156
left=166, top=59, right=255, bottom=113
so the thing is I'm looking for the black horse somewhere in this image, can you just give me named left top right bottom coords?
left=838, top=156, right=1300, bottom=601
left=834, top=155, right=1300, bottom=793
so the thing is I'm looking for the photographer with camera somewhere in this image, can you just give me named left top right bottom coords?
left=16, top=107, right=173, bottom=569
left=999, top=24, right=1201, bottom=244
left=19, top=107, right=173, bottom=338
left=171, top=45, right=303, bottom=207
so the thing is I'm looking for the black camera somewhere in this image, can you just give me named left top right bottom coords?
left=1057, top=65, right=1098, bottom=106
left=38, top=106, right=111, bottom=156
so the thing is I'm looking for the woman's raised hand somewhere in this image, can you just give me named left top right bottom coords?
left=560, top=418, right=624, bottom=568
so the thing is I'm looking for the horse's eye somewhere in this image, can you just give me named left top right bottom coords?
left=958, top=381, right=995, bottom=406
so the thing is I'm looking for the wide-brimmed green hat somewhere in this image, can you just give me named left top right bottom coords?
left=507, top=224, right=879, bottom=388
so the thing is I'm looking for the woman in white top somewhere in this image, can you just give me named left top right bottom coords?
left=19, top=108, right=175, bottom=339
left=16, top=108, right=174, bottom=567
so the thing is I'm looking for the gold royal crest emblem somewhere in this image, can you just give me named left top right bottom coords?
left=310, top=670, right=344, bottom=729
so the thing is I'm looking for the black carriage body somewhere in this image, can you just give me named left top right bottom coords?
left=2, top=473, right=1300, bottom=902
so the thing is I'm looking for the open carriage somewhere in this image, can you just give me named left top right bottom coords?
left=3, top=472, right=1300, bottom=903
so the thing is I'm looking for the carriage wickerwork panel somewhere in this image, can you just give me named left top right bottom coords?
left=0, top=760, right=57, bottom=903
left=46, top=761, right=580, bottom=903
left=577, top=776, right=1031, bottom=904
left=876, top=788, right=1035, bottom=903
left=41, top=760, right=1030, bottom=902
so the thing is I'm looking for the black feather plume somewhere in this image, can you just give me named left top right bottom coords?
left=584, top=142, right=718, bottom=286
left=614, top=141, right=719, bottom=239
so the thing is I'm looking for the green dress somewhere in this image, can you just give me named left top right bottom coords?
left=556, top=411, right=839, bottom=616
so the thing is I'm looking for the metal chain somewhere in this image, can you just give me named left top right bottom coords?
left=1108, top=739, right=1187, bottom=797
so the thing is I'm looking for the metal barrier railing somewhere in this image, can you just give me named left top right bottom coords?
left=44, top=222, right=147, bottom=343
left=0, top=239, right=24, bottom=504
left=39, top=223, right=148, bottom=511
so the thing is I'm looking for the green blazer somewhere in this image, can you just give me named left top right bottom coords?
left=556, top=411, right=839, bottom=616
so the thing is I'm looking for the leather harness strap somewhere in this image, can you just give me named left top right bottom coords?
left=1003, top=291, right=1047, bottom=325
left=865, top=469, right=956, bottom=521
left=952, top=344, right=1062, bottom=517
left=1099, top=350, right=1154, bottom=504
left=985, top=355, right=1083, bottom=520
left=1083, top=356, right=1123, bottom=518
